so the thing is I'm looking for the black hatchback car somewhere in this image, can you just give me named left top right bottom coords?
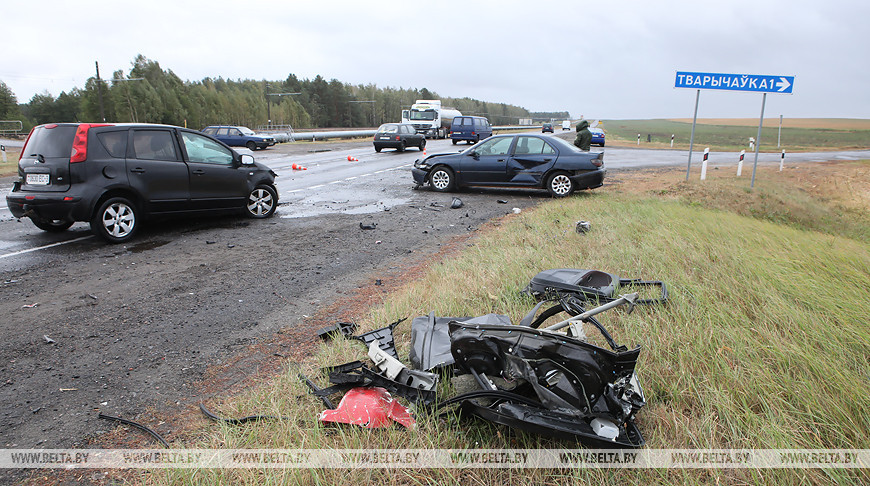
left=411, top=134, right=604, bottom=197
left=373, top=123, right=426, bottom=152
left=7, top=123, right=278, bottom=243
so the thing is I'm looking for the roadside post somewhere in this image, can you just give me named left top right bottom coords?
left=637, top=134, right=640, bottom=146
left=700, top=148, right=709, bottom=180
left=1, top=145, right=6, bottom=163
left=780, top=149, right=785, bottom=171
left=675, top=71, right=794, bottom=187
left=737, top=150, right=745, bottom=176
left=670, top=134, right=674, bottom=148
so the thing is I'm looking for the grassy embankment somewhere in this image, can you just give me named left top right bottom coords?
left=146, top=159, right=870, bottom=485
left=0, top=149, right=18, bottom=177
left=600, top=118, right=870, bottom=152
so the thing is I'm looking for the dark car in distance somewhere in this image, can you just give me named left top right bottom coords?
left=373, top=123, right=426, bottom=152
left=202, top=125, right=276, bottom=151
left=411, top=134, right=604, bottom=197
left=7, top=123, right=278, bottom=243
left=542, top=123, right=554, bottom=133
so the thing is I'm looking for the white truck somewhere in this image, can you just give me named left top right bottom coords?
left=562, top=120, right=572, bottom=131
left=401, top=100, right=461, bottom=139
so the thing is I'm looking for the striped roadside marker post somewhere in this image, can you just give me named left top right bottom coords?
left=779, top=149, right=785, bottom=171
left=737, top=149, right=745, bottom=176
left=700, top=147, right=709, bottom=180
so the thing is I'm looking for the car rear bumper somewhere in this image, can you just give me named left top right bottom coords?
left=570, top=168, right=606, bottom=189
left=374, top=141, right=406, bottom=150
left=6, top=191, right=88, bottom=221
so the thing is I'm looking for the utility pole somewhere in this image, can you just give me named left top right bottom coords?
left=95, top=61, right=105, bottom=122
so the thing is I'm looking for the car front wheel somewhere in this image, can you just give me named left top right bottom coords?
left=91, top=197, right=138, bottom=243
left=246, top=185, right=277, bottom=218
left=547, top=172, right=575, bottom=197
left=246, top=141, right=257, bottom=151
left=429, top=167, right=455, bottom=192
left=30, top=217, right=74, bottom=232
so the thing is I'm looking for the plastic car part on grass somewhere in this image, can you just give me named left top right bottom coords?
left=523, top=268, right=667, bottom=306
left=352, top=318, right=405, bottom=360
left=368, top=339, right=438, bottom=392
left=318, top=387, right=415, bottom=429
left=323, top=360, right=438, bottom=405
left=408, top=312, right=512, bottom=372
left=446, top=296, right=646, bottom=448
left=317, top=321, right=358, bottom=341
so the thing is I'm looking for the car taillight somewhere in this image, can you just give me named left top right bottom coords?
left=592, top=153, right=604, bottom=167
left=70, top=123, right=111, bottom=163
left=471, top=131, right=476, bottom=136
left=395, top=136, right=400, bottom=141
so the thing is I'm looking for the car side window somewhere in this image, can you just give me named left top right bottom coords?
left=97, top=130, right=128, bottom=158
left=202, top=128, right=217, bottom=135
left=231, top=129, right=241, bottom=136
left=131, top=130, right=179, bottom=161
left=475, top=137, right=513, bottom=156
left=217, top=128, right=230, bottom=137
left=515, top=137, right=555, bottom=155
left=182, top=131, right=234, bottom=165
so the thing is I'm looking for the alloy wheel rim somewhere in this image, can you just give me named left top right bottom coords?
left=432, top=171, right=449, bottom=190
left=552, top=175, right=571, bottom=195
left=248, top=189, right=274, bottom=215
left=102, top=203, right=135, bottom=237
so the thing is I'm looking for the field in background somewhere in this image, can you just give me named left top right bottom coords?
left=600, top=118, right=870, bottom=152
left=152, top=160, right=870, bottom=486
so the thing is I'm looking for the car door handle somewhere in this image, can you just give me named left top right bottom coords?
left=543, top=158, right=552, bottom=162
left=497, top=159, right=505, bottom=162
left=130, top=167, right=145, bottom=173
left=192, top=169, right=205, bottom=175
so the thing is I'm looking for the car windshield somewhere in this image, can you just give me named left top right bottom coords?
left=238, top=127, right=256, bottom=135
left=377, top=124, right=399, bottom=133
left=410, top=111, right=436, bottom=121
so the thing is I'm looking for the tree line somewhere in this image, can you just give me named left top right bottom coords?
left=1, top=55, right=553, bottom=132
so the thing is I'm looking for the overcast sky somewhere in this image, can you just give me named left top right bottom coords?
left=3, top=0, right=868, bottom=120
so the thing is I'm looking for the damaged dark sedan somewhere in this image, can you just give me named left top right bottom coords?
left=412, top=134, right=605, bottom=197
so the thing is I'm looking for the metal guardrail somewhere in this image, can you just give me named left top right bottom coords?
left=251, top=124, right=541, bottom=143
left=0, top=120, right=23, bottom=135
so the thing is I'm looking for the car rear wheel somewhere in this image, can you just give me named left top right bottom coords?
left=91, top=197, right=138, bottom=243
left=429, top=166, right=455, bottom=192
left=547, top=172, right=575, bottom=197
left=30, top=217, right=74, bottom=233
left=375, top=146, right=382, bottom=152
left=397, top=141, right=406, bottom=153
left=246, top=185, right=277, bottom=218
left=452, top=139, right=458, bottom=145
left=419, top=139, right=426, bottom=151
left=246, top=141, right=257, bottom=151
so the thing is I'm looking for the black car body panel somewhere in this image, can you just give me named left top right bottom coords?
left=412, top=134, right=605, bottom=194
left=7, top=123, right=278, bottom=241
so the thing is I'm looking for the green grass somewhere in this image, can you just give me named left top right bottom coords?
left=0, top=151, right=18, bottom=177
left=149, top=165, right=870, bottom=485
left=602, top=119, right=870, bottom=152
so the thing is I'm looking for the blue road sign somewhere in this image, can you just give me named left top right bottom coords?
left=675, top=71, right=794, bottom=94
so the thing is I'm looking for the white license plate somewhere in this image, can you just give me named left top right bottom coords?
left=379, top=137, right=391, bottom=140
left=26, top=173, right=50, bottom=185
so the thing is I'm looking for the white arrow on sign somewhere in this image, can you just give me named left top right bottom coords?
left=776, top=77, right=791, bottom=92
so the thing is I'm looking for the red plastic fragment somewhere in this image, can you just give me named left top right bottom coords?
left=318, top=387, right=415, bottom=429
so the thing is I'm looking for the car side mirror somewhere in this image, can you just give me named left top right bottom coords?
left=240, top=154, right=255, bottom=166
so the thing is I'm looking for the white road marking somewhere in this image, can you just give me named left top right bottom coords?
left=0, top=235, right=94, bottom=259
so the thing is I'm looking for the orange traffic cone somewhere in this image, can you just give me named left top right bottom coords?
left=291, top=163, right=298, bottom=170
left=347, top=155, right=353, bottom=161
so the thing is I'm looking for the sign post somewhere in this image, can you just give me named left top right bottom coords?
left=675, top=71, right=794, bottom=187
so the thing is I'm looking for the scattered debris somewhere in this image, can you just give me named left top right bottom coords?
left=497, top=200, right=508, bottom=204
left=575, top=220, right=591, bottom=234
left=450, top=197, right=464, bottom=209
left=21, top=303, right=39, bottom=309
left=512, top=208, right=521, bottom=214
left=318, top=387, right=414, bottom=429
left=523, top=268, right=668, bottom=306
left=409, top=312, right=510, bottom=372
left=352, top=318, right=404, bottom=360
left=359, top=222, right=377, bottom=230
left=316, top=321, right=358, bottom=341
left=199, top=403, right=288, bottom=425
left=368, top=340, right=438, bottom=393
left=98, top=413, right=170, bottom=448
left=43, top=335, right=56, bottom=344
